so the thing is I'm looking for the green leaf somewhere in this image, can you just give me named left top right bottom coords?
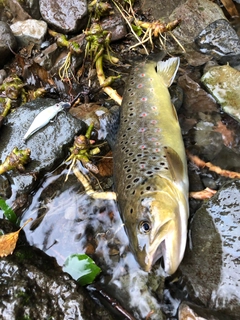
left=131, top=24, right=143, bottom=37
left=63, top=254, right=101, bottom=286
left=0, top=197, right=17, bottom=223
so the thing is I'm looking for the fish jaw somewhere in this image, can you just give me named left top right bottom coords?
left=125, top=189, right=188, bottom=275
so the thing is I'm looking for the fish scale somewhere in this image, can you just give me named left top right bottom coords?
left=113, top=56, right=189, bottom=275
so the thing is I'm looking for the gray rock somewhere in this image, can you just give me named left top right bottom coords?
left=195, top=19, right=240, bottom=65
left=180, top=180, right=240, bottom=318
left=10, top=19, right=48, bottom=48
left=0, top=98, right=86, bottom=202
left=40, top=0, right=88, bottom=34
left=0, top=21, right=17, bottom=68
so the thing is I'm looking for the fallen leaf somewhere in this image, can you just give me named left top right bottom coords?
left=214, top=121, right=235, bottom=148
left=97, top=151, right=113, bottom=177
left=0, top=218, right=32, bottom=257
left=187, top=151, right=240, bottom=179
left=190, top=187, right=217, bottom=200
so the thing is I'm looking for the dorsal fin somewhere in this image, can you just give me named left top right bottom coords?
left=157, top=57, right=180, bottom=87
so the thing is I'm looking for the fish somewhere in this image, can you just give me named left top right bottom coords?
left=113, top=56, right=189, bottom=275
left=23, top=101, right=71, bottom=141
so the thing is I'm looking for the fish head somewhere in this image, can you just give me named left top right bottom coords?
left=124, top=179, right=188, bottom=275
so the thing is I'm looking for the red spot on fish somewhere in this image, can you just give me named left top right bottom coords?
left=151, top=137, right=157, bottom=141
left=140, top=164, right=145, bottom=169
left=140, top=145, right=146, bottom=149
left=141, top=97, right=148, bottom=102
left=151, top=120, right=157, bottom=124
left=137, top=83, right=143, bottom=88
left=155, top=128, right=161, bottom=132
left=151, top=106, right=157, bottom=110
left=149, top=78, right=153, bottom=81
left=155, top=142, right=160, bottom=146
left=140, top=112, right=148, bottom=117
left=140, top=73, right=145, bottom=77
left=139, top=128, right=146, bottom=132
left=154, top=148, right=160, bottom=152
left=149, top=88, right=154, bottom=92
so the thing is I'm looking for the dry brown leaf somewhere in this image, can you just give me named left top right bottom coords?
left=187, top=151, right=240, bottom=179
left=190, top=187, right=217, bottom=199
left=0, top=218, right=32, bottom=257
left=97, top=151, right=113, bottom=177
left=214, top=121, right=235, bottom=148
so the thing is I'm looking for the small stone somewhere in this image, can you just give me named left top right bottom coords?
left=10, top=19, right=48, bottom=48
left=39, top=0, right=88, bottom=34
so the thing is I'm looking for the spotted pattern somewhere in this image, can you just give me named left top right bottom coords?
left=113, top=59, right=180, bottom=217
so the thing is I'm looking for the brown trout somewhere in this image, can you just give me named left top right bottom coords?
left=113, top=56, right=189, bottom=275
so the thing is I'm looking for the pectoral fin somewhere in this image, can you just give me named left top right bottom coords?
left=164, top=146, right=184, bottom=183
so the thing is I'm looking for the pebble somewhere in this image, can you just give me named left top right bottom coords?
left=10, top=19, right=48, bottom=48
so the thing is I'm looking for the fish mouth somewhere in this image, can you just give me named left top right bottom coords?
left=136, top=219, right=180, bottom=274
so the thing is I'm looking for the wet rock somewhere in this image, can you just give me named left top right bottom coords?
left=0, top=98, right=86, bottom=206
left=101, top=7, right=127, bottom=41
left=22, top=171, right=166, bottom=320
left=195, top=19, right=240, bottom=65
left=0, top=21, right=17, bottom=68
left=201, top=64, right=240, bottom=123
left=0, top=219, right=114, bottom=320
left=40, top=0, right=88, bottom=34
left=179, top=301, right=239, bottom=320
left=10, top=19, right=48, bottom=48
left=170, top=0, right=226, bottom=46
left=180, top=180, right=240, bottom=318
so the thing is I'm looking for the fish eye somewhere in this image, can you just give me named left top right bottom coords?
left=139, top=220, right=151, bottom=234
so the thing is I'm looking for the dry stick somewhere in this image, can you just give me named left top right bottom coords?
left=187, top=151, right=240, bottom=179
left=91, top=284, right=137, bottom=320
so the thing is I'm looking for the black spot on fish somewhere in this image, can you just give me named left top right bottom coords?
left=130, top=208, right=133, bottom=214
left=133, top=178, right=140, bottom=183
left=132, top=158, right=137, bottom=162
left=126, top=185, right=131, bottom=190
left=127, top=174, right=132, bottom=179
